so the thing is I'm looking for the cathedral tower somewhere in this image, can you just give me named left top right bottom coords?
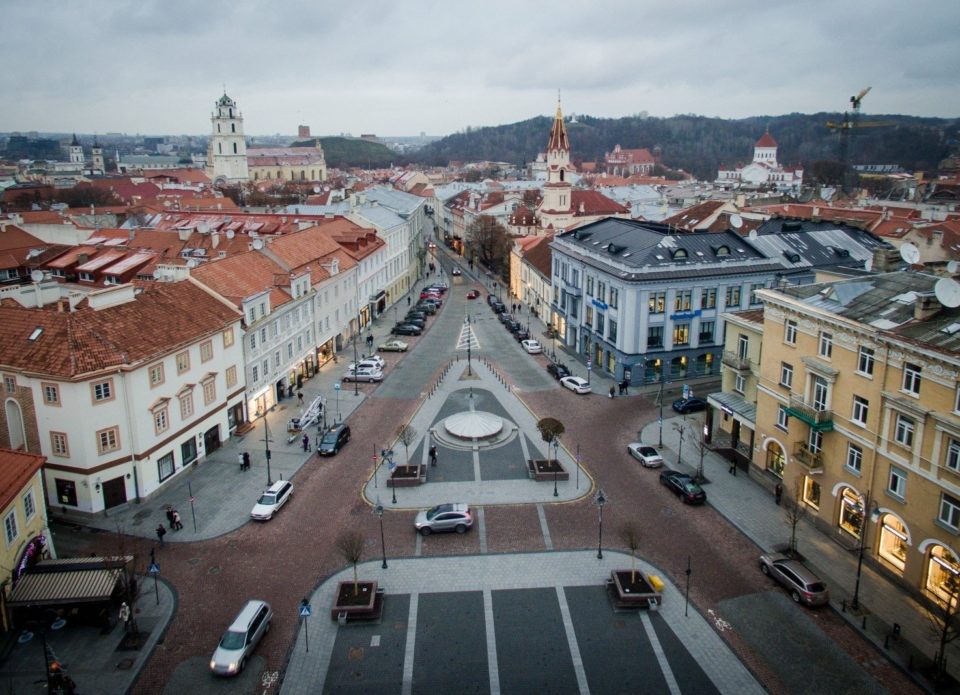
left=538, top=100, right=574, bottom=228
left=207, top=92, right=249, bottom=184
left=91, top=138, right=104, bottom=174
left=69, top=134, right=84, bottom=166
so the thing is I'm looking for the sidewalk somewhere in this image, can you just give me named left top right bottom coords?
left=642, top=414, right=957, bottom=688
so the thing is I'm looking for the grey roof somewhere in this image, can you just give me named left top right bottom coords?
left=777, top=271, right=960, bottom=356
left=707, top=391, right=757, bottom=425
left=362, top=186, right=425, bottom=217
left=750, top=218, right=892, bottom=271
left=349, top=204, right=405, bottom=230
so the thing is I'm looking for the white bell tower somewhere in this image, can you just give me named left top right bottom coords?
left=69, top=134, right=84, bottom=166
left=207, top=92, right=249, bottom=184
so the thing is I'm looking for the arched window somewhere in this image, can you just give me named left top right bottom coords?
left=233, top=143, right=237, bottom=154
left=217, top=124, right=221, bottom=133
left=672, top=248, right=688, bottom=259
left=218, top=143, right=222, bottom=154
left=231, top=123, right=235, bottom=133
left=877, top=514, right=908, bottom=572
left=670, top=355, right=686, bottom=379
left=4, top=398, right=25, bottom=450
left=766, top=441, right=784, bottom=477
left=839, top=487, right=864, bottom=539
left=927, top=545, right=960, bottom=604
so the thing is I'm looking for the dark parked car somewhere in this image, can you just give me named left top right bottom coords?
left=514, top=329, right=530, bottom=342
left=318, top=423, right=351, bottom=456
left=487, top=294, right=497, bottom=305
left=672, top=397, right=708, bottom=414
left=414, top=302, right=437, bottom=314
left=759, top=553, right=830, bottom=606
left=492, top=302, right=506, bottom=313
left=506, top=320, right=522, bottom=333
left=392, top=324, right=422, bottom=336
left=451, top=267, right=462, bottom=276
left=403, top=317, right=426, bottom=329
left=659, top=470, right=707, bottom=504
left=499, top=312, right=514, bottom=324
left=406, top=311, right=427, bottom=321
left=546, top=362, right=571, bottom=380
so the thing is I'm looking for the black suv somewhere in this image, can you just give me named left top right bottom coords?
left=547, top=362, right=571, bottom=380
left=318, top=424, right=351, bottom=455
left=492, top=302, right=506, bottom=313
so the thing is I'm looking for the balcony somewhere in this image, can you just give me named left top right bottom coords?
left=722, top=351, right=751, bottom=371
left=786, top=394, right=834, bottom=431
left=792, top=442, right=824, bottom=472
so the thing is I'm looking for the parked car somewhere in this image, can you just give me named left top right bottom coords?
left=343, top=367, right=383, bottom=383
left=759, top=553, right=830, bottom=606
left=627, top=443, right=664, bottom=468
left=498, top=312, right=514, bottom=324
left=420, top=290, right=442, bottom=300
left=403, top=317, right=426, bottom=329
left=467, top=289, right=480, bottom=299
left=547, top=362, right=571, bottom=380
left=426, top=281, right=448, bottom=292
left=210, top=600, right=273, bottom=675
left=392, top=324, right=422, bottom=336
left=378, top=340, right=408, bottom=352
left=406, top=311, right=427, bottom=321
left=250, top=480, right=294, bottom=520
left=414, top=302, right=437, bottom=314
left=560, top=376, right=591, bottom=394
left=318, top=423, right=351, bottom=456
left=672, top=397, right=708, bottom=414
left=348, top=356, right=385, bottom=371
left=521, top=339, right=543, bottom=354
left=414, top=503, right=473, bottom=535
left=451, top=266, right=462, bottom=276
left=658, top=470, right=707, bottom=504
left=513, top=329, right=530, bottom=342
left=492, top=302, right=506, bottom=313
left=487, top=294, right=497, bottom=305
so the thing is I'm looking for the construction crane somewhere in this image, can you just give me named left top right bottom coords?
left=826, top=87, right=897, bottom=195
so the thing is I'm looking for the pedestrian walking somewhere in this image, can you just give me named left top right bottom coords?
left=609, top=385, right=616, bottom=398
left=243, top=451, right=251, bottom=471
left=172, top=510, right=183, bottom=530
left=165, top=506, right=175, bottom=529
left=407, top=296, right=411, bottom=306
left=729, top=460, right=737, bottom=476
left=155, top=524, right=166, bottom=546
left=238, top=452, right=245, bottom=472
left=429, top=445, right=438, bottom=466
left=774, top=483, right=783, bottom=505
left=297, top=390, right=304, bottom=406
left=621, top=379, right=629, bottom=395
left=303, top=433, right=310, bottom=452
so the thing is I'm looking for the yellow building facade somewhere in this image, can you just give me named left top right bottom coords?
left=753, top=272, right=960, bottom=601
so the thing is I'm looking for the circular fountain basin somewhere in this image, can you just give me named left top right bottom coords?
left=443, top=411, right=504, bottom=440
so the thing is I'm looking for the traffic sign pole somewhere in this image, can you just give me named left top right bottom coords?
left=299, top=599, right=312, bottom=652
left=148, top=554, right=161, bottom=606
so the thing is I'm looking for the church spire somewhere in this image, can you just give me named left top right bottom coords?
left=547, top=96, right=569, bottom=153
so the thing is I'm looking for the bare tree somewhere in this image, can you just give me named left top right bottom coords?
left=536, top=417, right=565, bottom=463
left=336, top=531, right=366, bottom=596
left=784, top=477, right=809, bottom=558
left=467, top=215, right=511, bottom=274
left=925, top=554, right=960, bottom=680
left=107, top=525, right=142, bottom=644
left=620, top=522, right=642, bottom=583
left=396, top=424, right=418, bottom=466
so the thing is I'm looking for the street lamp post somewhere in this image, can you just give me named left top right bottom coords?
left=374, top=500, right=387, bottom=569
left=352, top=332, right=359, bottom=396
left=852, top=490, right=871, bottom=610
left=658, top=365, right=665, bottom=449
left=595, top=488, right=607, bottom=559
left=553, top=439, right=559, bottom=497
left=262, top=419, right=273, bottom=486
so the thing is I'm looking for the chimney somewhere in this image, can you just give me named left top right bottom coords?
left=212, top=231, right=220, bottom=248
left=914, top=293, right=942, bottom=321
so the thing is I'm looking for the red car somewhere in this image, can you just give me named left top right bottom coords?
left=420, top=291, right=441, bottom=300
left=466, top=290, right=479, bottom=299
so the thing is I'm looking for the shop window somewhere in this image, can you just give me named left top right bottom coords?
left=926, top=545, right=960, bottom=604
left=802, top=477, right=821, bottom=509
left=766, top=442, right=785, bottom=477
left=839, top=487, right=864, bottom=539
left=157, top=452, right=175, bottom=482
left=181, top=437, right=197, bottom=465
left=55, top=479, right=77, bottom=507
left=877, top=514, right=908, bottom=572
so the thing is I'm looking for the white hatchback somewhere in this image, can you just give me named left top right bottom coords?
left=348, top=355, right=385, bottom=370
left=560, top=376, right=591, bottom=394
left=250, top=480, right=293, bottom=520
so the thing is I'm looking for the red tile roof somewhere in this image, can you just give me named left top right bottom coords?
left=0, top=449, right=44, bottom=512
left=523, top=235, right=554, bottom=278
left=755, top=131, right=778, bottom=148
left=571, top=190, right=629, bottom=217
left=0, top=280, right=240, bottom=378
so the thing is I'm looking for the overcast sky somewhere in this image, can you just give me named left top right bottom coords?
left=2, top=0, right=958, bottom=138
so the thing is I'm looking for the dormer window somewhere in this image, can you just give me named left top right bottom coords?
left=672, top=249, right=688, bottom=260
left=713, top=245, right=730, bottom=257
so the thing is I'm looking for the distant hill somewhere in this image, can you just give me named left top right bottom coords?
left=291, top=137, right=398, bottom=169
left=410, top=113, right=959, bottom=180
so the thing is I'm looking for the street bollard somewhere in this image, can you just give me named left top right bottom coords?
left=862, top=616, right=867, bottom=630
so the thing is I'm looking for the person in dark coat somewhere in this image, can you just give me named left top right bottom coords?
left=165, top=506, right=175, bottom=529
left=156, top=524, right=166, bottom=546
left=303, top=434, right=310, bottom=452
left=243, top=451, right=251, bottom=471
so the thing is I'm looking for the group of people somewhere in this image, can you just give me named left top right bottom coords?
left=238, top=451, right=251, bottom=471
left=608, top=380, right=630, bottom=398
left=155, top=506, right=184, bottom=545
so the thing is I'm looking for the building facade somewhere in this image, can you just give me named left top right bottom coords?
left=716, top=131, right=803, bottom=194
left=207, top=93, right=249, bottom=184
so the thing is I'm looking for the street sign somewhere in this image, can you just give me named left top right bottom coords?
left=299, top=603, right=312, bottom=617
left=148, top=562, right=160, bottom=575
left=587, top=359, right=592, bottom=369
left=334, top=383, right=341, bottom=391
left=658, top=417, right=663, bottom=425
left=683, top=384, right=690, bottom=399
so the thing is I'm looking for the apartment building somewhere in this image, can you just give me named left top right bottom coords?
left=753, top=271, right=960, bottom=600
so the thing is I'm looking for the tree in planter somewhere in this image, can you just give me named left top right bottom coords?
left=335, top=531, right=366, bottom=597
left=927, top=554, right=960, bottom=681
left=536, top=417, right=565, bottom=469
left=784, top=477, right=809, bottom=558
left=396, top=424, right=418, bottom=467
left=620, top=522, right=642, bottom=584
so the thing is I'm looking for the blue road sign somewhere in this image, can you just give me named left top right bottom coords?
left=299, top=604, right=312, bottom=617
left=334, top=383, right=341, bottom=391
left=148, top=562, right=160, bottom=575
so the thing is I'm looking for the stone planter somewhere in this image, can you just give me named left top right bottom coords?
left=607, top=569, right=661, bottom=609
left=527, top=459, right=568, bottom=482
left=387, top=464, right=423, bottom=487
left=330, top=580, right=378, bottom=620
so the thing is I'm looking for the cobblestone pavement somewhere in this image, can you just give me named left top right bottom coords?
left=50, top=251, right=926, bottom=695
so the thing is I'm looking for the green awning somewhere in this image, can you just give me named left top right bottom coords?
left=784, top=407, right=834, bottom=432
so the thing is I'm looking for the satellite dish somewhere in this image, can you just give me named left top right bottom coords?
left=948, top=260, right=959, bottom=274
left=152, top=269, right=162, bottom=279
left=748, top=229, right=758, bottom=241
left=186, top=259, right=198, bottom=269
left=198, top=223, right=210, bottom=234
left=313, top=186, right=321, bottom=194
left=935, top=278, right=960, bottom=308
left=252, top=238, right=264, bottom=250
left=900, top=243, right=921, bottom=265
left=864, top=258, right=874, bottom=272
left=30, top=270, right=44, bottom=283
left=730, top=214, right=743, bottom=229
left=225, top=229, right=235, bottom=239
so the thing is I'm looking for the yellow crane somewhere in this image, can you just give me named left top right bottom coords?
left=825, top=87, right=896, bottom=193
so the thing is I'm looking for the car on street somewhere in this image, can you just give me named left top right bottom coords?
left=378, top=340, right=408, bottom=352
left=392, top=323, right=422, bottom=336
left=513, top=329, right=530, bottom=342
left=759, top=553, right=830, bottom=606
left=658, top=470, right=707, bottom=504
left=521, top=339, right=543, bottom=354
left=467, top=289, right=480, bottom=299
left=487, top=294, right=497, bottom=305
left=546, top=362, right=571, bottom=380
left=210, top=599, right=273, bottom=675
left=343, top=367, right=383, bottom=382
left=672, top=397, right=708, bottom=414
left=420, top=290, right=442, bottom=300
left=317, top=423, right=351, bottom=455
left=451, top=266, right=462, bottom=276
left=250, top=480, right=294, bottom=520
left=492, top=301, right=506, bottom=313
left=414, top=503, right=473, bottom=535
left=560, top=376, right=591, bottom=394
left=403, top=317, right=426, bottom=330
left=348, top=356, right=385, bottom=371
left=627, top=443, right=664, bottom=468
left=414, top=302, right=437, bottom=314
left=426, top=281, right=448, bottom=292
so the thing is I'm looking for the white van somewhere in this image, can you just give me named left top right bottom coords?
left=209, top=599, right=273, bottom=675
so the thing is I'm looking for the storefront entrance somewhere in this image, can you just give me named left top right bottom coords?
left=102, top=476, right=127, bottom=510
left=204, top=424, right=221, bottom=454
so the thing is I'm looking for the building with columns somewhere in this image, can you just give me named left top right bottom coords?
left=207, top=93, right=249, bottom=184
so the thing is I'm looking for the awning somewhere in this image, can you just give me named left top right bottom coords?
left=707, top=391, right=756, bottom=427
left=784, top=407, right=835, bottom=432
left=7, top=556, right=130, bottom=607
